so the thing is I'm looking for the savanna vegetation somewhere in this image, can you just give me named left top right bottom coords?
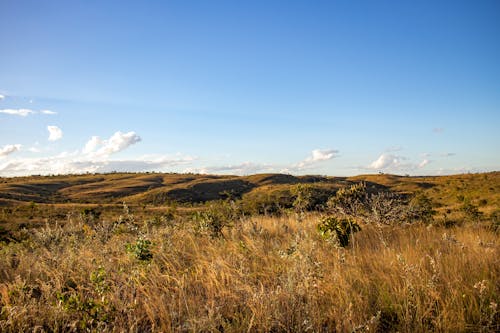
left=0, top=172, right=498, bottom=332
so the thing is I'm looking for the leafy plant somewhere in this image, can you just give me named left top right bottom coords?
left=125, top=238, right=153, bottom=261
left=193, top=201, right=239, bottom=238
left=327, top=183, right=368, bottom=217
left=317, top=216, right=361, bottom=247
left=90, top=266, right=109, bottom=295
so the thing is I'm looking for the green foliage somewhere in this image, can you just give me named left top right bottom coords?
left=317, top=216, right=361, bottom=247
left=193, top=201, right=239, bottom=238
left=125, top=238, right=153, bottom=261
left=292, top=184, right=314, bottom=213
left=327, top=182, right=368, bottom=217
left=90, top=266, right=109, bottom=295
left=241, top=187, right=295, bottom=215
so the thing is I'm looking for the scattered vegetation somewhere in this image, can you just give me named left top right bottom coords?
left=0, top=172, right=498, bottom=332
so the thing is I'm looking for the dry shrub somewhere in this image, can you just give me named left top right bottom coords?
left=0, top=213, right=498, bottom=332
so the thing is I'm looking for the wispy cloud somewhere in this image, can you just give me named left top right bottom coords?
left=41, top=110, right=57, bottom=115
left=0, top=94, right=5, bottom=100
left=418, top=159, right=430, bottom=168
left=0, top=109, right=56, bottom=116
left=0, top=109, right=36, bottom=117
left=433, top=127, right=444, bottom=134
left=0, top=144, right=22, bottom=157
left=386, top=145, right=402, bottom=152
left=185, top=162, right=274, bottom=175
left=441, top=152, right=456, bottom=157
left=189, top=149, right=339, bottom=175
left=47, top=126, right=63, bottom=141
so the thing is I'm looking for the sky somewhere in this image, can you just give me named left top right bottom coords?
left=1, top=0, right=499, bottom=177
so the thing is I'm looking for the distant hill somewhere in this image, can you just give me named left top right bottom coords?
left=0, top=172, right=499, bottom=214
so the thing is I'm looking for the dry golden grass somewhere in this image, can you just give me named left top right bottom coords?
left=1, top=211, right=498, bottom=332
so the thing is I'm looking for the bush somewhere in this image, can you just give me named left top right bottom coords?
left=125, top=238, right=153, bottom=261
left=460, top=199, right=483, bottom=222
left=368, top=191, right=407, bottom=225
left=406, top=193, right=436, bottom=223
left=327, top=182, right=369, bottom=217
left=317, top=216, right=361, bottom=247
left=193, top=200, right=240, bottom=238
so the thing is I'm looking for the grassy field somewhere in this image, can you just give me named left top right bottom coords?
left=0, top=172, right=499, bottom=332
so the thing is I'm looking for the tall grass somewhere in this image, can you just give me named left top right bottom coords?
left=0, top=213, right=498, bottom=332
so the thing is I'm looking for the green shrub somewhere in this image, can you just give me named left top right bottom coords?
left=125, top=238, right=153, bottom=261
left=327, top=183, right=368, bottom=217
left=406, top=193, right=436, bottom=223
left=192, top=200, right=239, bottom=238
left=317, top=216, right=361, bottom=247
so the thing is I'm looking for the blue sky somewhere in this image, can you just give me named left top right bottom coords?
left=1, top=0, right=499, bottom=176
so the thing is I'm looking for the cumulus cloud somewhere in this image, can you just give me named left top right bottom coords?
left=367, top=153, right=430, bottom=172
left=0, top=109, right=36, bottom=117
left=83, top=136, right=102, bottom=154
left=368, top=154, right=405, bottom=169
left=0, top=94, right=5, bottom=100
left=296, top=149, right=338, bottom=169
left=47, top=126, right=63, bottom=141
left=0, top=153, right=195, bottom=176
left=0, top=129, right=198, bottom=176
left=0, top=144, right=22, bottom=157
left=84, top=131, right=142, bottom=157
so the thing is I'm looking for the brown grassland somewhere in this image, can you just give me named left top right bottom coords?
left=0, top=172, right=499, bottom=332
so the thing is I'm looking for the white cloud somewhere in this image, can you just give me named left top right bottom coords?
left=0, top=108, right=57, bottom=116
left=367, top=153, right=431, bottom=172
left=84, top=131, right=142, bottom=157
left=83, top=136, right=102, bottom=154
left=41, top=110, right=57, bottom=115
left=0, top=94, right=5, bottom=100
left=185, top=162, right=274, bottom=175
left=368, top=153, right=405, bottom=169
left=48, top=126, right=63, bottom=141
left=418, top=159, right=430, bottom=168
left=0, top=109, right=36, bottom=117
left=295, top=149, right=338, bottom=169
left=0, top=144, right=21, bottom=157
left=0, top=153, right=195, bottom=176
